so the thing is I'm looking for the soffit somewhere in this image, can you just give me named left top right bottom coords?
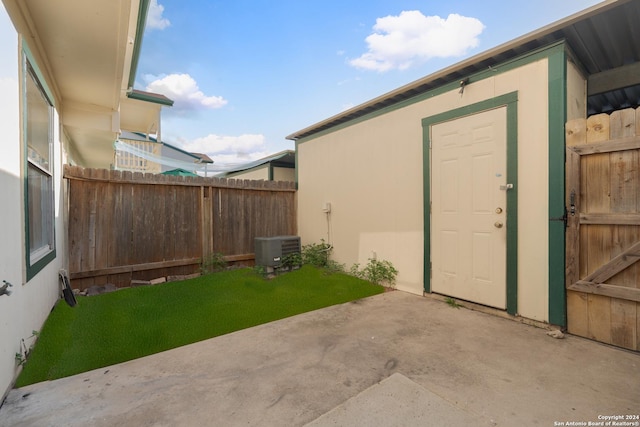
left=9, top=0, right=146, bottom=168
left=20, top=0, right=136, bottom=111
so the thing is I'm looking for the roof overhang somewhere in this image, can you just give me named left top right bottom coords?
left=221, top=150, right=296, bottom=175
left=3, top=0, right=168, bottom=168
left=287, top=0, right=640, bottom=141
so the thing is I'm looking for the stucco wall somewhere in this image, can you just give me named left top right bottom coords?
left=297, top=56, right=553, bottom=321
left=0, top=7, right=64, bottom=399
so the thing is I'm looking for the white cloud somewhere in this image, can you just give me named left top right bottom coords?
left=179, top=134, right=268, bottom=165
left=146, top=0, right=170, bottom=31
left=349, top=11, right=485, bottom=72
left=145, top=73, right=227, bottom=111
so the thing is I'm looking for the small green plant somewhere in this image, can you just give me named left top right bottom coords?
left=301, top=240, right=332, bottom=268
left=15, top=330, right=39, bottom=366
left=281, top=252, right=302, bottom=270
left=300, top=240, right=345, bottom=273
left=350, top=258, right=398, bottom=288
left=445, top=297, right=462, bottom=308
left=201, top=252, right=228, bottom=274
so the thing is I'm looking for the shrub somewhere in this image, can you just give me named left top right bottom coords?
left=301, top=240, right=332, bottom=267
left=300, top=240, right=344, bottom=273
left=281, top=252, right=302, bottom=269
left=350, top=258, right=398, bottom=288
left=201, top=252, right=228, bottom=274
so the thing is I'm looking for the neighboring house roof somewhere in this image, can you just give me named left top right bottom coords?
left=287, top=0, right=640, bottom=141
left=191, top=153, right=214, bottom=164
left=161, top=168, right=199, bottom=177
left=127, top=89, right=174, bottom=106
left=219, top=150, right=295, bottom=176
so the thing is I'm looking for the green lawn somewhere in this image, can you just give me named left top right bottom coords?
left=16, top=266, right=383, bottom=387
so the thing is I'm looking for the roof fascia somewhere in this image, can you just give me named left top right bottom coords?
left=287, top=0, right=628, bottom=141
left=293, top=41, right=566, bottom=144
left=127, top=90, right=174, bottom=106
left=127, top=0, right=150, bottom=90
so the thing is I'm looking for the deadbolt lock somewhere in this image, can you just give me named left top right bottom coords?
left=495, top=207, right=503, bottom=214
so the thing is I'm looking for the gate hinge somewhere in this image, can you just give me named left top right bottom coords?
left=549, top=206, right=568, bottom=229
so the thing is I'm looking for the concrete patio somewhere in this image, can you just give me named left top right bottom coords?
left=0, top=291, right=638, bottom=426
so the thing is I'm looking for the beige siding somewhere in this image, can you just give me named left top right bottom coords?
left=273, top=167, right=295, bottom=182
left=228, top=164, right=269, bottom=181
left=298, top=58, right=552, bottom=321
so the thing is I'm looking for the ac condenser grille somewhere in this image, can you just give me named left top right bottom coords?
left=281, top=238, right=301, bottom=257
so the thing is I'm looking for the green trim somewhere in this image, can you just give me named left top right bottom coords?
left=422, top=92, right=519, bottom=315
left=294, top=143, right=299, bottom=190
left=547, top=49, right=567, bottom=327
left=22, top=46, right=57, bottom=281
left=21, top=41, right=55, bottom=107
left=127, top=90, right=174, bottom=106
left=127, top=0, right=151, bottom=90
left=268, top=163, right=274, bottom=181
left=294, top=42, right=565, bottom=145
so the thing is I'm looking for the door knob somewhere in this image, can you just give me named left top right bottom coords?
left=494, top=221, right=503, bottom=228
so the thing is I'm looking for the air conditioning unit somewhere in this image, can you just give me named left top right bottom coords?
left=255, top=236, right=301, bottom=267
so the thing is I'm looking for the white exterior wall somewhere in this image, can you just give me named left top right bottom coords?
left=0, top=6, right=65, bottom=399
left=297, top=58, right=552, bottom=321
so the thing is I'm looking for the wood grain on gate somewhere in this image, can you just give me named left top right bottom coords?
left=64, top=166, right=297, bottom=289
left=565, top=107, right=640, bottom=351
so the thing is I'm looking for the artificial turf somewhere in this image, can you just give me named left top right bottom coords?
left=15, top=265, right=383, bottom=387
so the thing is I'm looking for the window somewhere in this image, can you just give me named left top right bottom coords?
left=24, top=56, right=55, bottom=278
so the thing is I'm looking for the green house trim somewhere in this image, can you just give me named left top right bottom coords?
left=127, top=0, right=151, bottom=90
left=547, top=48, right=568, bottom=327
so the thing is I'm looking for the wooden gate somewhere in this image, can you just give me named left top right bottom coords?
left=565, top=107, right=640, bottom=351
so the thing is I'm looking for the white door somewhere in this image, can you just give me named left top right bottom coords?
left=431, top=107, right=507, bottom=309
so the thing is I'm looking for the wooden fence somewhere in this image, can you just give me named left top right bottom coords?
left=64, top=166, right=297, bottom=289
left=565, top=107, right=640, bottom=351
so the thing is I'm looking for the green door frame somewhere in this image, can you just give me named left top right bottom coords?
left=422, top=92, right=519, bottom=315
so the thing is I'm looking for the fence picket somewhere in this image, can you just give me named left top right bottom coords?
left=64, top=166, right=296, bottom=288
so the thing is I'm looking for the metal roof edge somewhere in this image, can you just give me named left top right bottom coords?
left=127, top=89, right=175, bottom=106
left=222, top=150, right=295, bottom=174
left=127, top=0, right=150, bottom=90
left=286, top=0, right=629, bottom=141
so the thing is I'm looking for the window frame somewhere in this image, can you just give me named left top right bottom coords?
left=22, top=46, right=56, bottom=280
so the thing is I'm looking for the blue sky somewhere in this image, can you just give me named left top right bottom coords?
left=136, top=0, right=603, bottom=167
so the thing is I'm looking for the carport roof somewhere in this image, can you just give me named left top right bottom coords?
left=287, top=0, right=640, bottom=141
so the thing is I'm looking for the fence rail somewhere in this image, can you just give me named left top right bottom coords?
left=64, top=166, right=297, bottom=289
